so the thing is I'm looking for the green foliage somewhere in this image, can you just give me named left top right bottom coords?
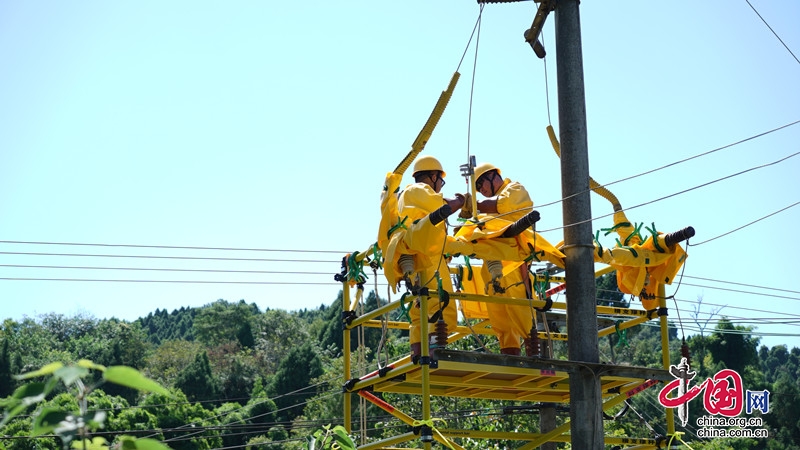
left=173, top=352, right=219, bottom=406
left=706, top=317, right=760, bottom=375
left=193, top=299, right=259, bottom=347
left=317, top=293, right=345, bottom=354
left=269, top=342, right=324, bottom=424
left=245, top=390, right=278, bottom=430
left=595, top=271, right=628, bottom=307
left=206, top=342, right=260, bottom=401
left=144, top=339, right=204, bottom=386
left=214, top=402, right=247, bottom=448
left=5, top=290, right=800, bottom=449
left=137, top=307, right=198, bottom=345
left=254, top=308, right=312, bottom=374
left=138, top=389, right=222, bottom=450
left=0, top=338, right=12, bottom=398
left=0, top=359, right=171, bottom=450
left=307, top=425, right=355, bottom=450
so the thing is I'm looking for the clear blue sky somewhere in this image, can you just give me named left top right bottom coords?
left=1, top=1, right=798, bottom=350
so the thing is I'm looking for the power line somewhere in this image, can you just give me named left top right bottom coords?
left=0, top=240, right=349, bottom=254
left=540, top=150, right=800, bottom=233
left=671, top=295, right=800, bottom=320
left=641, top=321, right=800, bottom=339
left=3, top=123, right=798, bottom=262
left=536, top=120, right=800, bottom=211
left=3, top=244, right=798, bottom=302
left=745, top=0, right=800, bottom=66
left=601, top=120, right=800, bottom=190
left=678, top=282, right=800, bottom=302
left=689, top=200, right=800, bottom=246
left=0, top=277, right=340, bottom=285
left=0, top=251, right=339, bottom=263
left=0, top=264, right=334, bottom=276
left=681, top=274, right=800, bottom=295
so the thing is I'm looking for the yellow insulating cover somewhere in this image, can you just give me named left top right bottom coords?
left=452, top=219, right=565, bottom=269
left=609, top=210, right=641, bottom=246
left=377, top=172, right=403, bottom=255
left=383, top=181, right=449, bottom=291
left=457, top=264, right=490, bottom=319
left=407, top=255, right=458, bottom=345
left=598, top=211, right=688, bottom=308
left=600, top=245, right=673, bottom=295
left=482, top=262, right=534, bottom=349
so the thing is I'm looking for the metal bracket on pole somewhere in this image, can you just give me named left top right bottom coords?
left=524, top=0, right=555, bottom=58
left=475, top=0, right=552, bottom=58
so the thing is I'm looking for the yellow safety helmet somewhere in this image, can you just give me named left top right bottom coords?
left=412, top=155, right=446, bottom=177
left=474, top=162, right=500, bottom=181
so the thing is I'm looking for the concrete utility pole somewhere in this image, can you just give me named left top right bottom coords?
left=554, top=0, right=604, bottom=448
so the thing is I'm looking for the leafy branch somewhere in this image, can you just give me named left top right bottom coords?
left=0, top=359, right=173, bottom=450
left=307, top=424, right=356, bottom=450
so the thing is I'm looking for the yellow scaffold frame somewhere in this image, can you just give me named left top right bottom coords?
left=339, top=263, right=679, bottom=449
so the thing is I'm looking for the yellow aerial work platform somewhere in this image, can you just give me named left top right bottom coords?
left=338, top=265, right=680, bottom=449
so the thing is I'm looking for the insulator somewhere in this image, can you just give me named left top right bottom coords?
left=525, top=325, right=540, bottom=357
left=432, top=319, right=448, bottom=348
left=664, top=226, right=696, bottom=247
left=681, top=339, right=691, bottom=366
left=398, top=254, right=415, bottom=276
left=486, top=260, right=503, bottom=281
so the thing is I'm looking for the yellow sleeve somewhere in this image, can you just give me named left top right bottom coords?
left=496, top=180, right=533, bottom=219
left=377, top=172, right=404, bottom=253
left=398, top=183, right=445, bottom=220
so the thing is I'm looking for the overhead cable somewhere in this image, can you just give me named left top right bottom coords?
left=745, top=0, right=800, bottom=66
left=0, top=251, right=338, bottom=263
left=540, top=150, right=800, bottom=233
left=0, top=240, right=348, bottom=254
left=689, top=200, right=800, bottom=246
left=536, top=120, right=800, bottom=210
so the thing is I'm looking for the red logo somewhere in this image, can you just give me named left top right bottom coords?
left=658, top=357, right=743, bottom=426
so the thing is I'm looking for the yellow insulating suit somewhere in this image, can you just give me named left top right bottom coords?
left=379, top=174, right=458, bottom=346
left=455, top=179, right=555, bottom=351
left=596, top=211, right=688, bottom=310
left=450, top=178, right=565, bottom=269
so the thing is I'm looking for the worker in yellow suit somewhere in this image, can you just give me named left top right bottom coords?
left=471, top=163, right=537, bottom=356
left=382, top=155, right=465, bottom=359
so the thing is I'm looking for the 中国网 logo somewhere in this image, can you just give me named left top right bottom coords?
left=658, top=357, right=770, bottom=439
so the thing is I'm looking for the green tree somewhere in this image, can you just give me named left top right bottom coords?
left=706, top=317, right=759, bottom=376
left=137, top=307, right=197, bottom=344
left=214, top=402, right=248, bottom=448
left=595, top=271, right=628, bottom=307
left=193, top=300, right=258, bottom=348
left=206, top=342, right=260, bottom=401
left=174, top=351, right=220, bottom=406
left=139, top=389, right=222, bottom=450
left=0, top=360, right=172, bottom=450
left=254, top=308, right=311, bottom=375
left=318, top=292, right=347, bottom=355
left=0, top=338, right=11, bottom=397
left=3, top=317, right=68, bottom=373
left=269, top=342, right=323, bottom=424
left=145, top=339, right=204, bottom=387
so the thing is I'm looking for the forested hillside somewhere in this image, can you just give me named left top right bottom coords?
left=1, top=280, right=799, bottom=449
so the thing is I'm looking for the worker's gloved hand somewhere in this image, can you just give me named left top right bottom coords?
left=445, top=193, right=466, bottom=214
left=458, top=192, right=473, bottom=219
